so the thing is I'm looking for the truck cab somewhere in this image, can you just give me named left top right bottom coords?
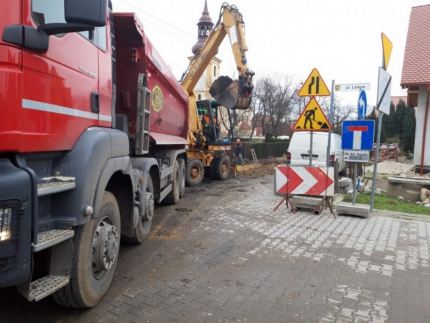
left=0, top=0, right=187, bottom=308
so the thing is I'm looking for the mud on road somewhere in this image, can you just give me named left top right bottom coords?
left=0, top=172, right=272, bottom=323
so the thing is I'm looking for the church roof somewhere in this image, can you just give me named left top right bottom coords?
left=199, top=0, right=213, bottom=24
left=192, top=0, right=214, bottom=55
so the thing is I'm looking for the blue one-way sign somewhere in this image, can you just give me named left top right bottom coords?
left=341, top=120, right=375, bottom=151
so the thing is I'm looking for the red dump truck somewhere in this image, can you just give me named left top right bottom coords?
left=0, top=0, right=189, bottom=307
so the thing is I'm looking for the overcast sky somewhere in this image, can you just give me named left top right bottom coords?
left=111, top=0, right=429, bottom=107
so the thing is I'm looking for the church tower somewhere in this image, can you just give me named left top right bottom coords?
left=191, top=0, right=222, bottom=101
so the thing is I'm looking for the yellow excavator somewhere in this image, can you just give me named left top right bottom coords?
left=181, top=3, right=254, bottom=186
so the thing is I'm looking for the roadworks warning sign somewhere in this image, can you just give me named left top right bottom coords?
left=293, top=98, right=332, bottom=131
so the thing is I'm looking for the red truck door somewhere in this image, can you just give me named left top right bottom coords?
left=0, top=2, right=23, bottom=152
left=20, top=0, right=110, bottom=153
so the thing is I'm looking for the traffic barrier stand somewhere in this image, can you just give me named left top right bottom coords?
left=273, top=165, right=335, bottom=216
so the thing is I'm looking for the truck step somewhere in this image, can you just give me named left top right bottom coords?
left=33, top=229, right=75, bottom=252
left=25, top=275, right=70, bottom=302
left=37, top=176, right=76, bottom=196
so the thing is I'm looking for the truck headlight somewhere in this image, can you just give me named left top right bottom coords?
left=0, top=207, right=13, bottom=241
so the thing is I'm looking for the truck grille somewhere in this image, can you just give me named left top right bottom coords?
left=0, top=201, right=21, bottom=272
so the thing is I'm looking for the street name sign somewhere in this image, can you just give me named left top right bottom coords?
left=335, top=83, right=370, bottom=92
left=298, top=68, right=330, bottom=97
left=293, top=98, right=332, bottom=131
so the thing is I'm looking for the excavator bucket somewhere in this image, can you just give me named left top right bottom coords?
left=210, top=73, right=254, bottom=110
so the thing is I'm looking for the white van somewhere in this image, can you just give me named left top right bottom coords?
left=286, top=132, right=345, bottom=172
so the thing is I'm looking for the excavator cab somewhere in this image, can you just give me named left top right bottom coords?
left=197, top=100, right=232, bottom=145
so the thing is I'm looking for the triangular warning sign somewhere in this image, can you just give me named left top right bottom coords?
left=298, top=68, right=330, bottom=97
left=293, top=98, right=332, bottom=131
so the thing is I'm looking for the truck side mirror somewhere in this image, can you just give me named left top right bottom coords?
left=65, top=0, right=107, bottom=27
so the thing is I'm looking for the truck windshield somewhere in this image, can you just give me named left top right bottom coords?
left=31, top=0, right=107, bottom=50
left=32, top=0, right=66, bottom=26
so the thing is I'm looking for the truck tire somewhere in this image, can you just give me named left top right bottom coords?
left=122, top=176, right=154, bottom=244
left=178, top=159, right=186, bottom=197
left=186, top=159, right=204, bottom=186
left=164, top=160, right=180, bottom=205
left=53, top=191, right=121, bottom=308
left=211, top=156, right=230, bottom=180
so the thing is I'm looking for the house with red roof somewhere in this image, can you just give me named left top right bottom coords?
left=401, top=4, right=430, bottom=173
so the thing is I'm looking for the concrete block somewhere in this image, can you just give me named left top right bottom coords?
left=291, top=196, right=324, bottom=212
left=338, top=178, right=353, bottom=194
left=335, top=202, right=370, bottom=218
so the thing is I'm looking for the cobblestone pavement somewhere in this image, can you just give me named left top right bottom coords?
left=1, top=175, right=430, bottom=323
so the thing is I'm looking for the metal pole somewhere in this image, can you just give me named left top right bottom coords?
left=352, top=162, right=357, bottom=205
left=326, top=80, right=335, bottom=167
left=370, top=112, right=383, bottom=211
left=420, top=92, right=430, bottom=175
left=310, top=131, right=313, bottom=166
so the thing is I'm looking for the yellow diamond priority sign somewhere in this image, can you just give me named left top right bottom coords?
left=293, top=98, right=332, bottom=131
left=381, top=33, right=393, bottom=70
left=298, top=68, right=330, bottom=97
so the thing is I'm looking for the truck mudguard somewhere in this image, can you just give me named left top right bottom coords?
left=92, top=155, right=134, bottom=219
left=52, top=127, right=131, bottom=226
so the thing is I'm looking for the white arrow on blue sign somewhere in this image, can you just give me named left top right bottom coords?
left=357, top=90, right=367, bottom=120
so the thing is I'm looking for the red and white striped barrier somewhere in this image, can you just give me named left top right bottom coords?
left=275, top=165, right=335, bottom=197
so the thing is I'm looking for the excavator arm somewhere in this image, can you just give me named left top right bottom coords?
left=181, top=3, right=254, bottom=110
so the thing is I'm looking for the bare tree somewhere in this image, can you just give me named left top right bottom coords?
left=251, top=75, right=298, bottom=139
left=318, top=97, right=355, bottom=133
left=331, top=102, right=355, bottom=133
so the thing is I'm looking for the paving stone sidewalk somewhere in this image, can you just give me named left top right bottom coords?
left=1, top=176, right=429, bottom=323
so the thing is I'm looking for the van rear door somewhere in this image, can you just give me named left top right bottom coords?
left=289, top=132, right=329, bottom=167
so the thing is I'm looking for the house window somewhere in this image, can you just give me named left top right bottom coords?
left=213, top=66, right=217, bottom=78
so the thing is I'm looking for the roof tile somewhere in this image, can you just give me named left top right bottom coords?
left=401, top=5, right=430, bottom=87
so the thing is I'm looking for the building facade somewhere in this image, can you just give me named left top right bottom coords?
left=401, top=4, right=430, bottom=173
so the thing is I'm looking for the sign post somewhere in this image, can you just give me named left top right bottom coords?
left=276, top=68, right=334, bottom=214
left=309, top=131, right=313, bottom=166
left=370, top=33, right=393, bottom=211
left=342, top=120, right=376, bottom=204
left=326, top=80, right=335, bottom=168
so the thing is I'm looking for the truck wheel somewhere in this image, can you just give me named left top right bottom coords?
left=123, top=176, right=155, bottom=244
left=178, top=159, right=186, bottom=197
left=164, top=160, right=180, bottom=205
left=53, top=191, right=121, bottom=308
left=186, top=159, right=204, bottom=186
left=211, top=156, right=230, bottom=180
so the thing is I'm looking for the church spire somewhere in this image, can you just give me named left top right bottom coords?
left=192, top=0, right=214, bottom=55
